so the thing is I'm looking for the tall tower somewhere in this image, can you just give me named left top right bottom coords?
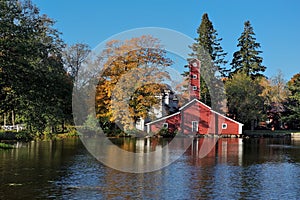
left=189, top=59, right=201, bottom=100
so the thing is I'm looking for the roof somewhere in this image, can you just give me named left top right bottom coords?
left=146, top=111, right=180, bottom=125
left=146, top=98, right=243, bottom=126
left=179, top=98, right=211, bottom=111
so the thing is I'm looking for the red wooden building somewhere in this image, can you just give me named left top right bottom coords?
left=146, top=59, right=243, bottom=136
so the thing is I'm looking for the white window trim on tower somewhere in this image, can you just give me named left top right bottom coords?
left=192, top=86, right=197, bottom=90
left=192, top=74, right=197, bottom=79
left=192, top=62, right=198, bottom=67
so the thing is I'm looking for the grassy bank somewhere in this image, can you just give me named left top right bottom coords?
left=243, top=130, right=296, bottom=138
left=0, top=127, right=79, bottom=142
left=0, top=142, right=14, bottom=149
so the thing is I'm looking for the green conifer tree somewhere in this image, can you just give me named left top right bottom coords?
left=230, top=21, right=266, bottom=78
left=188, top=13, right=228, bottom=107
left=192, top=13, right=228, bottom=76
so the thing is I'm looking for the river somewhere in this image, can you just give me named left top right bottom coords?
left=1, top=137, right=300, bottom=199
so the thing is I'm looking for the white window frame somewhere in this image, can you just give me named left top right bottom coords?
left=192, top=86, right=197, bottom=91
left=222, top=123, right=227, bottom=129
left=136, top=119, right=141, bottom=125
left=192, top=74, right=197, bottom=79
left=192, top=121, right=198, bottom=132
left=163, top=123, right=168, bottom=129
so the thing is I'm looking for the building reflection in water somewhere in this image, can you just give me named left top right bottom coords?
left=187, top=138, right=243, bottom=167
left=83, top=136, right=243, bottom=173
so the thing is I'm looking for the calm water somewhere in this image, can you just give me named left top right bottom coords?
left=1, top=137, right=300, bottom=199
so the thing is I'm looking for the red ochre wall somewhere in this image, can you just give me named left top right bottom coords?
left=149, top=100, right=241, bottom=135
left=181, top=101, right=210, bottom=135
left=208, top=112, right=240, bottom=135
left=149, top=113, right=181, bottom=133
left=189, top=60, right=201, bottom=100
left=218, top=115, right=240, bottom=135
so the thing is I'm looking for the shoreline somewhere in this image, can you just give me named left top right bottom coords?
left=1, top=130, right=300, bottom=144
left=242, top=130, right=300, bottom=138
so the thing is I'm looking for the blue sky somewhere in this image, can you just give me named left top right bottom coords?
left=32, top=0, right=300, bottom=80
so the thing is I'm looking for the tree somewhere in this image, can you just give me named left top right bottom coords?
left=230, top=21, right=266, bottom=78
left=188, top=13, right=228, bottom=107
left=283, top=73, right=300, bottom=129
left=225, top=72, right=264, bottom=130
left=0, top=0, right=25, bottom=115
left=62, top=43, right=91, bottom=81
left=260, top=71, right=289, bottom=129
left=191, top=13, right=228, bottom=77
left=0, top=0, right=70, bottom=135
left=95, top=35, right=173, bottom=132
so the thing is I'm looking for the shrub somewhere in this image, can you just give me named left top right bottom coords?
left=0, top=142, right=14, bottom=149
left=158, top=128, right=177, bottom=138
left=15, top=131, right=34, bottom=142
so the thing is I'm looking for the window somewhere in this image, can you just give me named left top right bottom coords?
left=192, top=86, right=197, bottom=90
left=192, top=74, right=197, bottom=79
left=163, top=123, right=168, bottom=128
left=192, top=121, right=198, bottom=132
left=192, top=62, right=198, bottom=67
left=222, top=123, right=227, bottom=129
left=136, top=119, right=141, bottom=125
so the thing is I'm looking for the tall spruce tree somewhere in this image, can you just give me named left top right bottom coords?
left=192, top=13, right=228, bottom=76
left=230, top=21, right=266, bottom=78
left=188, top=13, right=228, bottom=107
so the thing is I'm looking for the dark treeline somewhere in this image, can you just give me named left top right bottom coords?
left=0, top=0, right=76, bottom=137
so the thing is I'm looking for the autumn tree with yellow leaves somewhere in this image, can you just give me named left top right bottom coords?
left=95, top=35, right=173, bottom=133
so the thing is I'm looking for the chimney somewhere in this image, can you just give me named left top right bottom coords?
left=189, top=59, right=201, bottom=100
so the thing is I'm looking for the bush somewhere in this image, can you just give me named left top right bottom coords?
left=124, top=128, right=147, bottom=137
left=0, top=130, right=16, bottom=140
left=0, top=142, right=14, bottom=149
left=66, top=127, right=79, bottom=137
left=15, top=131, right=34, bottom=142
left=158, top=128, right=177, bottom=138
left=0, top=131, right=4, bottom=139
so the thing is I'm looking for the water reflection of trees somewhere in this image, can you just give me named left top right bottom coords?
left=242, top=138, right=300, bottom=165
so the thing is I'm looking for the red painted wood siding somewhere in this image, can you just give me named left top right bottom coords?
left=149, top=113, right=181, bottom=134
left=208, top=112, right=240, bottom=135
left=181, top=101, right=210, bottom=135
left=189, top=60, right=200, bottom=100
left=149, top=100, right=241, bottom=135
left=217, top=114, right=240, bottom=135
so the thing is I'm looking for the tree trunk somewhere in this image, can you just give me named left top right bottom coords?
left=62, top=120, right=65, bottom=133
left=12, top=110, right=15, bottom=126
left=4, top=113, right=6, bottom=127
left=251, top=120, right=255, bottom=131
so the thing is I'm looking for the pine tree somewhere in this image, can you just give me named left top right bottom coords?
left=187, top=13, right=228, bottom=107
left=190, top=13, right=228, bottom=77
left=230, top=21, right=266, bottom=78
